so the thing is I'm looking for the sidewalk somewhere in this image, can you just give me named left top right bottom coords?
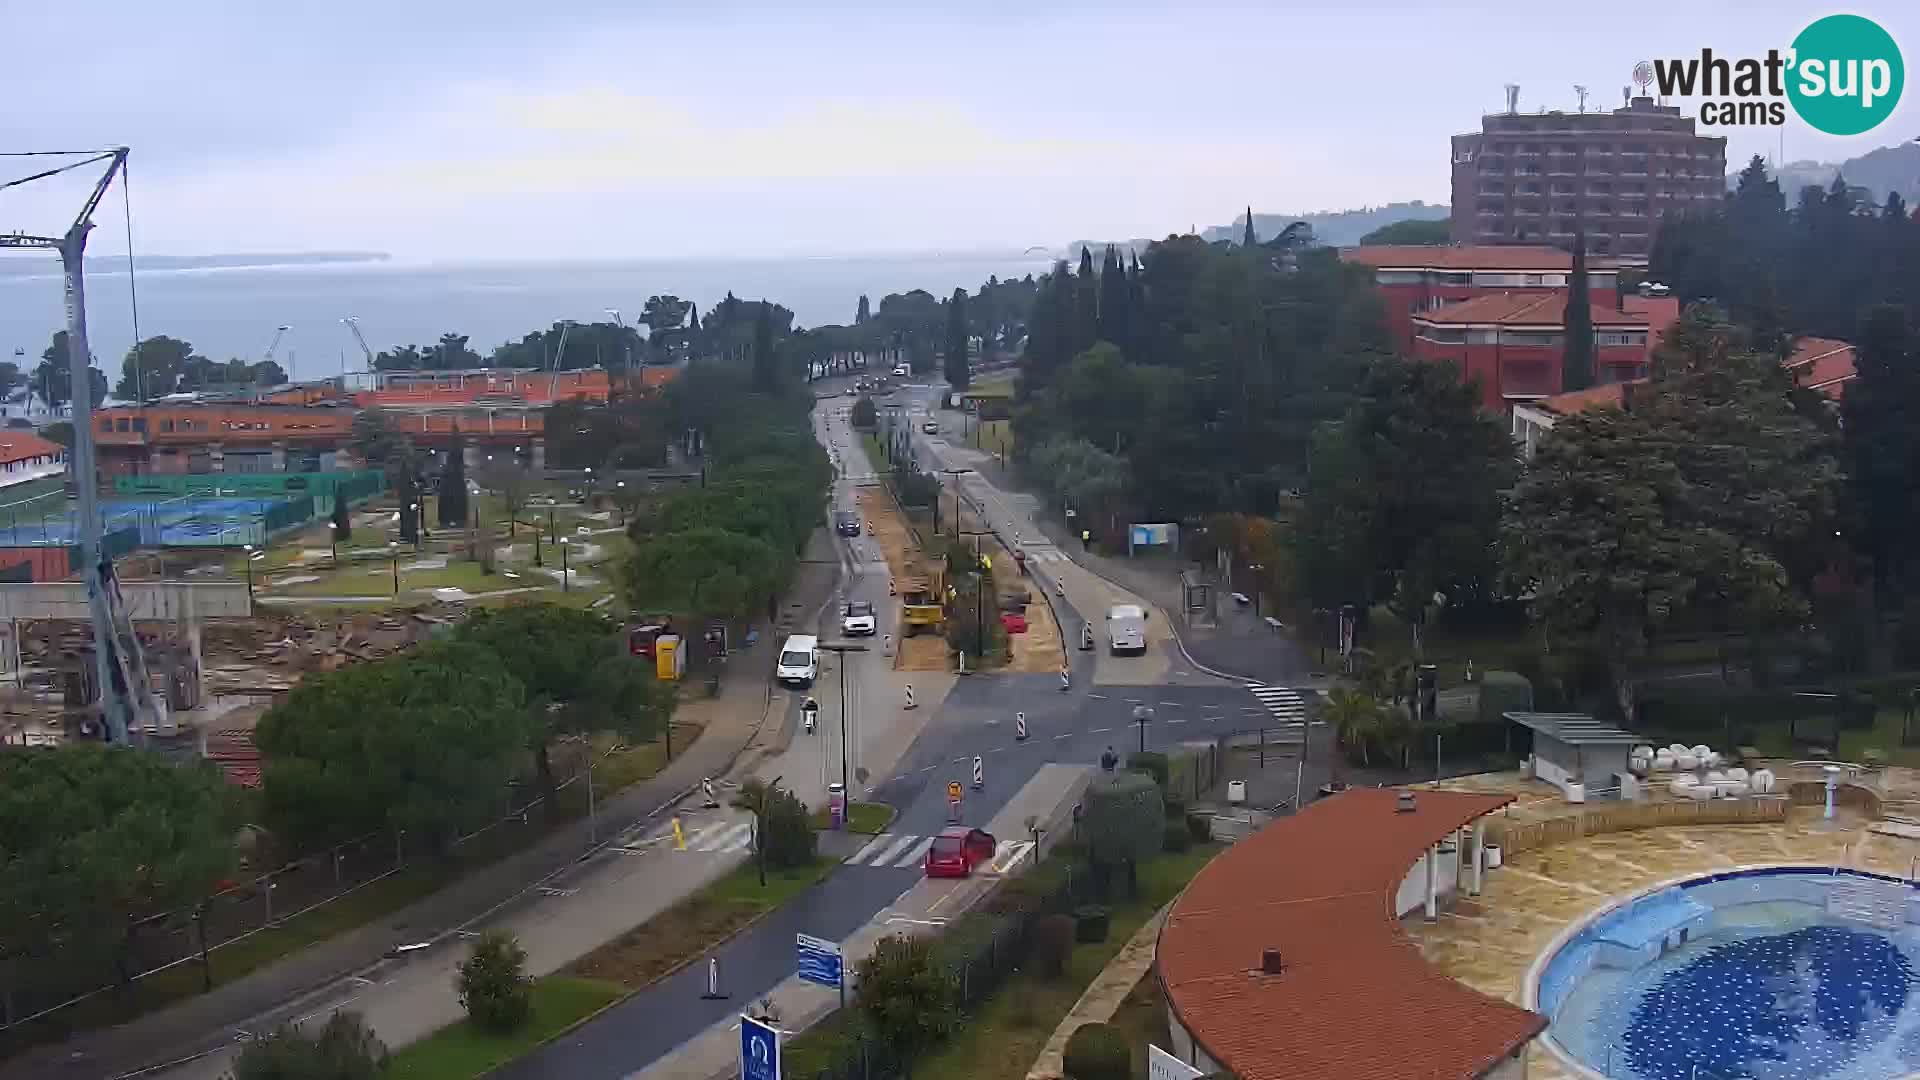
left=7, top=541, right=841, bottom=1080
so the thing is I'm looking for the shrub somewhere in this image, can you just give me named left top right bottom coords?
left=1162, top=821, right=1191, bottom=852
left=1062, top=1021, right=1131, bottom=1080
left=1186, top=811, right=1213, bottom=844
left=1084, top=771, right=1164, bottom=870
left=850, top=396, right=878, bottom=430
left=1127, top=751, right=1169, bottom=789
left=762, top=788, right=818, bottom=869
left=1163, top=796, right=1187, bottom=820
left=458, top=930, right=531, bottom=1033
left=855, top=933, right=959, bottom=1054
left=1074, top=905, right=1110, bottom=943
left=231, top=1011, right=388, bottom=1080
left=1031, top=913, right=1075, bottom=979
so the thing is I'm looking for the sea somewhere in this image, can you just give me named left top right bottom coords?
left=0, top=252, right=1056, bottom=379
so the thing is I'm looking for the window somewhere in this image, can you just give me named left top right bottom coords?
left=1467, top=328, right=1499, bottom=345
left=99, top=420, right=111, bottom=433
left=1436, top=271, right=1471, bottom=286
left=161, top=419, right=174, bottom=432
left=1501, top=331, right=1564, bottom=347
left=1373, top=270, right=1423, bottom=285
left=1418, top=326, right=1467, bottom=344
left=115, top=418, right=130, bottom=432
left=131, top=418, right=146, bottom=432
left=1596, top=331, right=1648, bottom=347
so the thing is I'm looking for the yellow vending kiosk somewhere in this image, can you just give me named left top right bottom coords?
left=654, top=634, right=687, bottom=681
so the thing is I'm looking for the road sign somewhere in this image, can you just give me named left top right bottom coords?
left=740, top=1013, right=781, bottom=1080
left=947, top=781, right=963, bottom=803
left=1148, top=1044, right=1202, bottom=1080
left=796, top=932, right=843, bottom=991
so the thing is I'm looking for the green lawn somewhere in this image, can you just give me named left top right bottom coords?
left=811, top=800, right=896, bottom=834
left=387, top=976, right=626, bottom=1079
left=782, top=844, right=1221, bottom=1080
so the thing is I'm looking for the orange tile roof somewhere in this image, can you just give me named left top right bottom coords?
left=1535, top=381, right=1637, bottom=416
left=1784, top=336, right=1856, bottom=399
left=1159, top=787, right=1542, bottom=1080
left=1342, top=244, right=1577, bottom=271
left=1414, top=293, right=1649, bottom=327
left=0, top=432, right=65, bottom=466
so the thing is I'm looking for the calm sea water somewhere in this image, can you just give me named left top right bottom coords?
left=0, top=253, right=1054, bottom=379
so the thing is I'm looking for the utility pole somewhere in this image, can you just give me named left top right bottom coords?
left=818, top=641, right=870, bottom=816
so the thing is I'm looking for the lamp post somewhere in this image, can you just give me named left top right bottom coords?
left=1132, top=703, right=1154, bottom=754
left=817, top=641, right=870, bottom=825
left=560, top=537, right=570, bottom=592
left=241, top=545, right=265, bottom=602
left=615, top=479, right=627, bottom=524
left=409, top=502, right=421, bottom=551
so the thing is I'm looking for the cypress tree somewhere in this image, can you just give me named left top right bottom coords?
left=1243, top=207, right=1257, bottom=247
left=944, top=289, right=971, bottom=388
left=439, top=427, right=469, bottom=529
left=856, top=295, right=871, bottom=325
left=398, top=466, right=420, bottom=545
left=331, top=489, right=351, bottom=541
left=1562, top=226, right=1594, bottom=392
left=1098, top=245, right=1129, bottom=351
left=683, top=301, right=699, bottom=360
left=1074, top=247, right=1099, bottom=356
left=752, top=303, right=776, bottom=389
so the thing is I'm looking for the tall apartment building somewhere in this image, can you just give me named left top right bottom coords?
left=1450, top=95, right=1726, bottom=260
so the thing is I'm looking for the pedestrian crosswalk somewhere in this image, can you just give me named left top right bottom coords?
left=850, top=832, right=938, bottom=869
left=684, top=821, right=756, bottom=853
left=1246, top=684, right=1311, bottom=726
left=1019, top=548, right=1070, bottom=564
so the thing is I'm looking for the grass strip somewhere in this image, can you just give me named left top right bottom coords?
left=386, top=975, right=626, bottom=1079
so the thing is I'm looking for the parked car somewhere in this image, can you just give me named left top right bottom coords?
left=924, top=826, right=997, bottom=878
left=892, top=364, right=910, bottom=377
left=775, top=634, right=818, bottom=688
left=842, top=599, right=877, bottom=636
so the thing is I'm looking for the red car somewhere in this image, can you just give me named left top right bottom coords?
left=924, top=826, right=998, bottom=878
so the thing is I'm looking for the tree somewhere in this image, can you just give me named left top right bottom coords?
left=855, top=294, right=871, bottom=325
left=0, top=360, right=19, bottom=400
left=944, top=289, right=971, bottom=388
left=854, top=933, right=959, bottom=1054
left=1072, top=247, right=1099, bottom=356
left=481, top=457, right=534, bottom=536
left=1082, top=770, right=1162, bottom=894
left=255, top=640, right=531, bottom=852
left=0, top=746, right=237, bottom=993
left=349, top=408, right=408, bottom=473
left=751, top=303, right=777, bottom=390
left=1096, top=245, right=1129, bottom=352
left=1357, top=218, right=1451, bottom=246
left=34, top=331, right=107, bottom=408
left=622, top=526, right=787, bottom=624
left=1843, top=305, right=1920, bottom=612
left=1323, top=686, right=1385, bottom=776
left=456, top=605, right=674, bottom=798
left=730, top=778, right=815, bottom=883
left=117, top=335, right=205, bottom=399
left=228, top=1011, right=388, bottom=1080
left=850, top=396, right=878, bottom=431
left=330, top=490, right=351, bottom=542
left=396, top=463, right=421, bottom=545
left=438, top=430, right=468, bottom=530
left=458, top=930, right=531, bottom=1033
left=1296, top=357, right=1515, bottom=640
left=1241, top=206, right=1256, bottom=248
left=1562, top=228, right=1594, bottom=392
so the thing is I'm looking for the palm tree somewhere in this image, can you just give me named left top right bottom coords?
left=1323, top=687, right=1385, bottom=785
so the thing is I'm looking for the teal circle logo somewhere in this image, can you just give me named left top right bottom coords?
left=1787, top=14, right=1904, bottom=136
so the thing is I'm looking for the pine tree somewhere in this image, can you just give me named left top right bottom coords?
left=398, top=466, right=420, bottom=545
left=944, top=289, right=971, bottom=388
left=1844, top=305, right=1920, bottom=612
left=439, top=428, right=469, bottom=529
left=856, top=295, right=871, bottom=325
left=1562, top=226, right=1594, bottom=392
left=1243, top=207, right=1256, bottom=248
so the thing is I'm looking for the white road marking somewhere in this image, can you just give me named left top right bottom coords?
left=894, top=836, right=937, bottom=868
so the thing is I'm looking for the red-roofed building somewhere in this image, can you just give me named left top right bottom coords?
left=0, top=431, right=68, bottom=493
left=1409, top=293, right=1656, bottom=411
left=1342, top=245, right=1620, bottom=355
left=1783, top=336, right=1857, bottom=399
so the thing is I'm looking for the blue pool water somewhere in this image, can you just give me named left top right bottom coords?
left=1538, top=868, right=1920, bottom=1080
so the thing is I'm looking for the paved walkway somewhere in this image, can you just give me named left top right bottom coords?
left=10, top=545, right=842, bottom=1080
left=1026, top=904, right=1170, bottom=1080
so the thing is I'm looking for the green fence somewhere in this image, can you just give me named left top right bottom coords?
left=113, top=469, right=386, bottom=502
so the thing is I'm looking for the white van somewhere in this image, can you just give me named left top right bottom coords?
left=1105, top=605, right=1147, bottom=656
left=776, top=634, right=819, bottom=688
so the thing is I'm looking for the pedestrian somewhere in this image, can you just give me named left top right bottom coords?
left=1100, top=746, right=1118, bottom=772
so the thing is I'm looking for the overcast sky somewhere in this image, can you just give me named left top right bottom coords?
left=2, top=0, right=1914, bottom=259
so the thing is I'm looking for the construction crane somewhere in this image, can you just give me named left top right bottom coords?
left=341, top=316, right=375, bottom=375
left=263, top=324, right=290, bottom=362
left=0, top=147, right=163, bottom=742
left=549, top=319, right=574, bottom=398
left=604, top=308, right=634, bottom=368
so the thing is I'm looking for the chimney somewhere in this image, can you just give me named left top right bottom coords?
left=1261, top=948, right=1285, bottom=975
left=1396, top=790, right=1418, bottom=813
left=1505, top=84, right=1520, bottom=115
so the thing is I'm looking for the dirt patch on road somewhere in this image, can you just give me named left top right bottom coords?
left=856, top=487, right=948, bottom=672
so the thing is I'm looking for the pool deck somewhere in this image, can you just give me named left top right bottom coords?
left=1405, top=766, right=1920, bottom=1079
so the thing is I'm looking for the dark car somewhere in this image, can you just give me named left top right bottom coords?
left=833, top=510, right=860, bottom=537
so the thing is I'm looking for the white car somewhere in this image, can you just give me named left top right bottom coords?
left=892, top=365, right=909, bottom=377
left=841, top=600, right=877, bottom=636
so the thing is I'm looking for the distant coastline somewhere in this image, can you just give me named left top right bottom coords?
left=0, top=252, right=391, bottom=278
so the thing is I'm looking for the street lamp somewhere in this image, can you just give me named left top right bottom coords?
left=560, top=537, right=570, bottom=592
left=1132, top=703, right=1155, bottom=754
left=816, top=641, right=871, bottom=828
left=241, top=544, right=265, bottom=601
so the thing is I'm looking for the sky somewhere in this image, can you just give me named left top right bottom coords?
left=1, top=0, right=1915, bottom=260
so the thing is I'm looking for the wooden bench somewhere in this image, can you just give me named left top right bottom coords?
left=1263, top=616, right=1285, bottom=633
left=1231, top=592, right=1251, bottom=606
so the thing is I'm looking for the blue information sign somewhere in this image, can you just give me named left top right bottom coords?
left=741, top=1013, right=780, bottom=1080
left=796, top=932, right=843, bottom=990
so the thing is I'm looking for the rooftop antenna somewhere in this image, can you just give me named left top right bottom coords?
left=1574, top=85, right=1589, bottom=113
left=1504, top=84, right=1520, bottom=114
left=1623, top=86, right=1632, bottom=107
left=0, top=146, right=162, bottom=743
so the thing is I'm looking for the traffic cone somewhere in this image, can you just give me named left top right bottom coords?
left=1015, top=712, right=1028, bottom=741
left=904, top=684, right=916, bottom=709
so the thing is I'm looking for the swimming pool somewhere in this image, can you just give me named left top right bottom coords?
left=1530, top=866, right=1920, bottom=1080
